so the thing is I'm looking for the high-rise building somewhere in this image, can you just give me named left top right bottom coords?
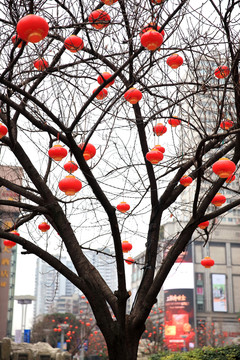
left=0, top=166, right=22, bottom=339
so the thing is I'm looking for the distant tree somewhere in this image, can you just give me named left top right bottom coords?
left=1, top=1, right=240, bottom=359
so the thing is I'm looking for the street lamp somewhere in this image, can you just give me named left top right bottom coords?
left=14, top=295, right=35, bottom=342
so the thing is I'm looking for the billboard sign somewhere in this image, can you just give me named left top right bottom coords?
left=212, top=274, right=227, bottom=312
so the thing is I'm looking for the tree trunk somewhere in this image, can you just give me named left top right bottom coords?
left=105, top=320, right=144, bottom=360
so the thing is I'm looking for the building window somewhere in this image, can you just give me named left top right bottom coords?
left=209, top=243, right=226, bottom=264
left=195, top=244, right=203, bottom=263
left=196, top=273, right=204, bottom=312
left=232, top=275, right=240, bottom=312
left=231, top=244, right=240, bottom=265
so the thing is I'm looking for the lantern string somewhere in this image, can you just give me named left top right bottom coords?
left=57, top=132, right=60, bottom=141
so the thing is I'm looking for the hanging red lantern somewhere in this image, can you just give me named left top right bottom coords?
left=151, top=0, right=166, bottom=4
left=180, top=175, right=193, bottom=187
left=78, top=143, right=96, bottom=160
left=166, top=54, right=183, bottom=69
left=48, top=144, right=68, bottom=161
left=101, top=0, right=118, bottom=4
left=226, top=174, right=235, bottom=183
left=168, top=117, right=181, bottom=127
left=38, top=222, right=50, bottom=232
left=153, top=123, right=167, bottom=136
left=64, top=161, right=78, bottom=173
left=12, top=35, right=26, bottom=48
left=58, top=175, right=82, bottom=196
left=214, top=66, right=230, bottom=79
left=201, top=256, right=215, bottom=268
left=97, top=72, right=115, bottom=88
left=64, top=35, right=84, bottom=52
left=3, top=240, right=16, bottom=248
left=0, top=123, right=8, bottom=139
left=212, top=157, right=236, bottom=178
left=198, top=221, right=209, bottom=230
left=220, top=119, right=233, bottom=130
left=140, top=30, right=163, bottom=51
left=34, top=58, right=49, bottom=71
left=124, top=88, right=142, bottom=104
left=16, top=14, right=49, bottom=43
left=146, top=148, right=164, bottom=164
left=125, top=256, right=134, bottom=265
left=122, top=240, right=132, bottom=253
left=86, top=322, right=91, bottom=327
left=211, top=193, right=226, bottom=207
left=92, top=88, right=108, bottom=100
left=117, top=201, right=130, bottom=213
left=154, top=145, right=165, bottom=153
left=88, top=10, right=110, bottom=30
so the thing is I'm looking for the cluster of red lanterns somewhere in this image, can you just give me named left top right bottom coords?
left=93, top=71, right=115, bottom=101
left=166, top=54, right=183, bottom=69
left=92, top=88, right=108, bottom=100
left=117, top=201, right=130, bottom=213
left=146, top=147, right=164, bottom=164
left=214, top=65, right=230, bottom=79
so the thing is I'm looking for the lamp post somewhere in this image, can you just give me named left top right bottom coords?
left=14, top=295, right=35, bottom=342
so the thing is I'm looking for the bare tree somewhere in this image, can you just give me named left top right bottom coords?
left=1, top=0, right=240, bottom=359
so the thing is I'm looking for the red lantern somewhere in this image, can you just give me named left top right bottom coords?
left=64, top=161, right=78, bottom=173
left=122, top=240, right=132, bottom=253
left=48, top=144, right=68, bottom=161
left=86, top=322, right=91, bottom=327
left=226, top=174, right=235, bottom=183
left=146, top=148, right=164, bottom=164
left=198, top=221, right=209, bottom=230
left=34, top=58, right=49, bottom=71
left=16, top=15, right=49, bottom=43
left=212, top=157, right=236, bottom=178
left=3, top=240, right=16, bottom=248
left=78, top=143, right=96, bottom=160
left=38, top=222, right=50, bottom=232
left=214, top=66, right=230, bottom=79
left=58, top=175, right=82, bottom=196
left=97, top=72, right=114, bottom=88
left=125, top=256, right=134, bottom=265
left=141, top=30, right=163, bottom=51
left=101, top=0, right=118, bottom=4
left=220, top=119, right=233, bottom=130
left=151, top=0, right=166, bottom=3
left=92, top=88, right=108, bottom=100
left=168, top=117, right=181, bottom=127
left=180, top=175, right=193, bottom=187
left=12, top=35, right=26, bottom=48
left=64, top=35, right=84, bottom=52
left=167, top=54, right=183, bottom=69
left=201, top=256, right=215, bottom=268
left=124, top=88, right=142, bottom=104
left=0, top=123, right=8, bottom=139
left=211, top=193, right=226, bottom=207
left=117, top=201, right=130, bottom=213
left=88, top=10, right=110, bottom=30
left=153, top=123, right=167, bottom=136
left=154, top=144, right=165, bottom=153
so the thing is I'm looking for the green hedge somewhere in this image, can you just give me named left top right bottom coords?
left=149, top=345, right=240, bottom=360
